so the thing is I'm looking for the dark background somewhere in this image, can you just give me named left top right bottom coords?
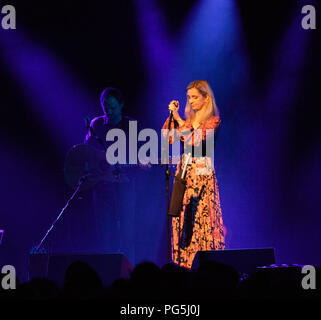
left=0, top=0, right=320, bottom=282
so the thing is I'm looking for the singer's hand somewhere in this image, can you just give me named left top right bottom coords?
left=168, top=100, right=180, bottom=120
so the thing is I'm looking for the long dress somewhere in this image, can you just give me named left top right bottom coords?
left=162, top=115, right=225, bottom=269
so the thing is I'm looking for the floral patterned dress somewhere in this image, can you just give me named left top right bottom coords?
left=162, top=116, right=225, bottom=269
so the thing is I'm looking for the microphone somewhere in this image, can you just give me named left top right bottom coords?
left=79, top=173, right=91, bottom=184
left=168, top=101, right=178, bottom=128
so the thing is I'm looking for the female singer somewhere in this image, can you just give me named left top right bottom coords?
left=162, top=80, right=225, bottom=269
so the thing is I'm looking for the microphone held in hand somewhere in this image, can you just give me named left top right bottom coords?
left=168, top=101, right=178, bottom=127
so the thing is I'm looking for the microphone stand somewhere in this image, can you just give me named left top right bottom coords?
left=34, top=175, right=89, bottom=253
left=34, top=117, right=108, bottom=253
left=161, top=112, right=174, bottom=263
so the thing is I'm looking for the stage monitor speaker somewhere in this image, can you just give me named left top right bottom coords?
left=191, top=248, right=275, bottom=274
left=29, top=253, right=133, bottom=288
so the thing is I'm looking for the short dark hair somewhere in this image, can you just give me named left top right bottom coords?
left=100, top=87, right=124, bottom=107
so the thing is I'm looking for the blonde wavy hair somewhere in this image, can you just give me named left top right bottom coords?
left=184, top=80, right=219, bottom=122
